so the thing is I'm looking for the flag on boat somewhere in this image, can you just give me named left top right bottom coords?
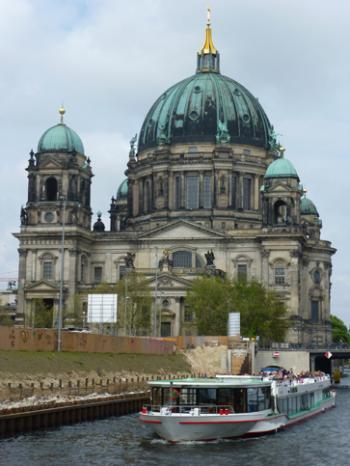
left=324, top=351, right=333, bottom=359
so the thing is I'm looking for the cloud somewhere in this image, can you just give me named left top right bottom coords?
left=1, top=0, right=349, bottom=324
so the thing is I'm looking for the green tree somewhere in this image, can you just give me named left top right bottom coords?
left=0, top=307, right=15, bottom=326
left=330, top=315, right=350, bottom=344
left=186, top=277, right=289, bottom=342
left=84, top=273, right=152, bottom=336
left=115, top=272, right=152, bottom=336
left=63, top=294, right=85, bottom=328
left=32, top=299, right=53, bottom=328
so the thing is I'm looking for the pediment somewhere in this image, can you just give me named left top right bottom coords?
left=267, top=183, right=293, bottom=193
left=25, top=280, right=60, bottom=292
left=138, top=220, right=226, bottom=240
left=39, top=157, right=63, bottom=170
left=147, top=272, right=192, bottom=290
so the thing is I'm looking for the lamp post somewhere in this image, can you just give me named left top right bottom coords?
left=57, top=197, right=66, bottom=351
left=153, top=247, right=159, bottom=336
left=124, top=274, right=129, bottom=336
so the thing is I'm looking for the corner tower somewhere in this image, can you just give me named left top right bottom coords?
left=15, top=108, right=93, bottom=325
left=24, top=107, right=92, bottom=230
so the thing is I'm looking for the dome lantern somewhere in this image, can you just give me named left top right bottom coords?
left=197, top=8, right=220, bottom=73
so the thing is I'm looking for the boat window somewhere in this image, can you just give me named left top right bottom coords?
left=258, top=387, right=271, bottom=410
left=289, top=396, right=297, bottom=414
left=197, top=388, right=217, bottom=405
left=277, top=397, right=288, bottom=414
left=217, top=388, right=233, bottom=406
left=162, top=387, right=181, bottom=406
left=151, top=387, right=162, bottom=405
left=300, top=394, right=309, bottom=410
left=178, top=388, right=197, bottom=405
left=233, top=388, right=247, bottom=413
left=247, top=388, right=259, bottom=412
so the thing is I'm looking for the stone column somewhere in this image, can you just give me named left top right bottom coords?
left=168, top=172, right=174, bottom=210
left=174, top=297, right=182, bottom=336
left=237, top=175, right=243, bottom=209
left=289, top=249, right=301, bottom=321
left=181, top=172, right=185, bottom=208
left=261, top=249, right=270, bottom=288
left=199, top=172, right=204, bottom=208
left=254, top=176, right=259, bottom=210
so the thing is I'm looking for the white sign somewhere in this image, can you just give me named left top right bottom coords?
left=228, top=312, right=240, bottom=337
left=87, top=294, right=118, bottom=323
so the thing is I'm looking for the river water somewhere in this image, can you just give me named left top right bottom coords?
left=0, top=390, right=349, bottom=466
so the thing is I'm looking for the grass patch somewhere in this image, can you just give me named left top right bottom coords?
left=0, top=350, right=190, bottom=377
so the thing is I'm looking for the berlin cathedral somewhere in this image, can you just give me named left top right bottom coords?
left=15, top=17, right=335, bottom=345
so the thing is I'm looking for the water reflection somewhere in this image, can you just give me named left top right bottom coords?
left=0, top=391, right=348, bottom=466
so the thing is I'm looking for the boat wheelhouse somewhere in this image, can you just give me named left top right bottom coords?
left=139, top=375, right=335, bottom=442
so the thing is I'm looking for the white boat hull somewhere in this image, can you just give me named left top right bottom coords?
left=140, top=410, right=271, bottom=442
left=246, top=395, right=336, bottom=436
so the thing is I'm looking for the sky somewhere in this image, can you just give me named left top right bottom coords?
left=1, top=0, right=349, bottom=324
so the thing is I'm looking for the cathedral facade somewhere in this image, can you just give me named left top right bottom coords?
left=15, top=21, right=335, bottom=345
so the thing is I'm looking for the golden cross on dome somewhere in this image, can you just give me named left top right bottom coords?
left=207, top=7, right=211, bottom=26
left=201, top=7, right=216, bottom=54
left=59, top=105, right=66, bottom=124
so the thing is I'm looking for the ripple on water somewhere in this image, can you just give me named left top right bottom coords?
left=0, top=392, right=349, bottom=466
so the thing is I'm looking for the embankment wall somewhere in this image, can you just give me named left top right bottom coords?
left=0, top=326, right=175, bottom=354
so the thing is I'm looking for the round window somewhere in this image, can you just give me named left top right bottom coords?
left=44, top=211, right=54, bottom=223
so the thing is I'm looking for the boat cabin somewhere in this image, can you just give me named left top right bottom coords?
left=149, top=377, right=272, bottom=414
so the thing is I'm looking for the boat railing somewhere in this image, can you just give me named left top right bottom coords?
left=145, top=404, right=234, bottom=415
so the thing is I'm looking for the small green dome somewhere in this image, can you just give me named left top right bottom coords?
left=38, top=123, right=84, bottom=154
left=265, top=157, right=299, bottom=180
left=117, top=179, right=128, bottom=199
left=301, top=196, right=319, bottom=216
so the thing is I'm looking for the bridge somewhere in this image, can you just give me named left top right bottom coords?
left=258, top=344, right=350, bottom=374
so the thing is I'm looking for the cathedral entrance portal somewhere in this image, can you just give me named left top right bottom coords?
left=161, top=322, right=171, bottom=337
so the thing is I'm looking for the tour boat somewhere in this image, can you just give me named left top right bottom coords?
left=139, top=374, right=336, bottom=442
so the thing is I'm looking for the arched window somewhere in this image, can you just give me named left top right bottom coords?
left=243, top=177, right=252, bottom=210
left=144, top=180, right=151, bottom=213
left=203, top=175, right=212, bottom=208
left=173, top=251, right=192, bottom=268
left=220, top=175, right=226, bottom=194
left=45, top=177, right=58, bottom=201
left=311, top=300, right=320, bottom=322
left=313, top=270, right=321, bottom=284
left=158, top=177, right=164, bottom=196
left=237, top=264, right=247, bottom=282
left=275, top=266, right=285, bottom=285
left=80, top=255, right=87, bottom=283
left=175, top=176, right=182, bottom=209
left=186, top=175, right=199, bottom=209
left=273, top=200, right=288, bottom=224
left=42, top=254, right=54, bottom=280
left=231, top=175, right=237, bottom=209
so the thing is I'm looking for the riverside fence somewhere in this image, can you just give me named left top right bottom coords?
left=0, top=373, right=191, bottom=403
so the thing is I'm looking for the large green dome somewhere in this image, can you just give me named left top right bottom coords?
left=138, top=72, right=275, bottom=151
left=38, top=123, right=84, bottom=155
left=265, top=157, right=299, bottom=180
left=138, top=23, right=276, bottom=153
